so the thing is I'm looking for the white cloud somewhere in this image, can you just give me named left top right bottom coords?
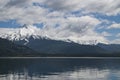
left=101, top=31, right=112, bottom=37
left=0, top=1, right=49, bottom=24
left=110, top=39, right=120, bottom=44
left=107, top=23, right=120, bottom=29
left=40, top=16, right=108, bottom=44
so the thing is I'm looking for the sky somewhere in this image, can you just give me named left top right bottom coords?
left=0, top=0, right=120, bottom=44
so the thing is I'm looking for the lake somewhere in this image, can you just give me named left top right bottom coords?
left=0, top=58, right=120, bottom=80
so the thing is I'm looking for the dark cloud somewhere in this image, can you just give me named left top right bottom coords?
left=44, top=0, right=76, bottom=12
left=5, top=0, right=29, bottom=8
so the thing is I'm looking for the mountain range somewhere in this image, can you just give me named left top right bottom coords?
left=0, top=24, right=99, bottom=45
left=0, top=25, right=120, bottom=57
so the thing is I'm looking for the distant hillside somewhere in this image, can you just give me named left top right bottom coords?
left=98, top=43, right=120, bottom=53
left=0, top=37, right=120, bottom=57
left=0, top=38, right=37, bottom=57
left=15, top=37, right=113, bottom=57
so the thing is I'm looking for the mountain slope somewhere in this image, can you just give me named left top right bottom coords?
left=98, top=43, right=120, bottom=53
left=0, top=38, right=37, bottom=57
left=14, top=37, right=110, bottom=57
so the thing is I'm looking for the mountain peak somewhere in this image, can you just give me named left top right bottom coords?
left=20, top=24, right=34, bottom=29
left=0, top=25, right=42, bottom=42
left=21, top=24, right=28, bottom=28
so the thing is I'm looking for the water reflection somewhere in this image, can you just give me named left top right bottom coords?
left=0, top=58, right=120, bottom=80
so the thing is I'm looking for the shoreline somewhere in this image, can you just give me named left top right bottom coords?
left=0, top=57, right=120, bottom=59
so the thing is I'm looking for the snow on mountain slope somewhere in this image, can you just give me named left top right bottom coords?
left=0, top=25, right=42, bottom=40
left=0, top=25, right=107, bottom=45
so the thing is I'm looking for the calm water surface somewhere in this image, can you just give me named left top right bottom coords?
left=0, top=58, right=120, bottom=80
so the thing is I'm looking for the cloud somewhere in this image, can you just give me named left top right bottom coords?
left=110, top=39, right=120, bottom=44
left=107, top=23, right=120, bottom=29
left=44, top=0, right=120, bottom=16
left=33, top=16, right=108, bottom=44
left=5, top=0, right=29, bottom=8
left=101, top=31, right=112, bottom=37
left=0, top=0, right=120, bottom=24
left=116, top=33, right=120, bottom=37
left=0, top=0, right=119, bottom=44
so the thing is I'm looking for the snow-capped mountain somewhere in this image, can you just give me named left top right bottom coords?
left=0, top=25, right=42, bottom=40
left=0, top=25, right=120, bottom=56
left=0, top=25, right=46, bottom=45
left=0, top=25, right=101, bottom=45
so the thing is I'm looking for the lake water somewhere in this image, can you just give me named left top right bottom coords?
left=0, top=58, right=120, bottom=80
